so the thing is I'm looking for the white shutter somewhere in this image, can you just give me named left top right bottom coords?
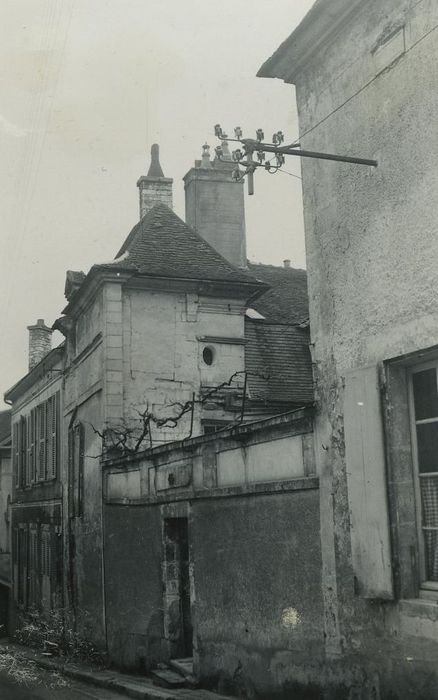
left=344, top=365, right=393, bottom=599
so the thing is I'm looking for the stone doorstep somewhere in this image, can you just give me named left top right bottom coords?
left=0, top=641, right=230, bottom=700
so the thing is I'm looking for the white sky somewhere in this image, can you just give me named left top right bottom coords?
left=0, top=0, right=314, bottom=405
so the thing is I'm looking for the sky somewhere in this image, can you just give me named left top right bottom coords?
left=0, top=0, right=315, bottom=405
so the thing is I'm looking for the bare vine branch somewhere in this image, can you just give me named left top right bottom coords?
left=87, top=370, right=268, bottom=457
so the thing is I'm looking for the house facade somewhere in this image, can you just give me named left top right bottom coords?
left=259, top=0, right=438, bottom=697
left=5, top=329, right=64, bottom=628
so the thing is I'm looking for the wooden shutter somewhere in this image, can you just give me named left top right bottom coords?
left=12, top=528, right=19, bottom=602
left=41, top=527, right=52, bottom=609
left=37, top=403, right=46, bottom=481
left=26, top=415, right=32, bottom=486
left=47, top=394, right=59, bottom=480
left=13, top=423, right=20, bottom=488
left=18, top=525, right=28, bottom=608
left=344, top=365, right=393, bottom=599
left=28, top=527, right=38, bottom=609
left=19, top=416, right=26, bottom=488
left=30, top=409, right=37, bottom=483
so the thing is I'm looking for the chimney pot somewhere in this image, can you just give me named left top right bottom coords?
left=27, top=319, right=52, bottom=371
left=283, top=259, right=291, bottom=268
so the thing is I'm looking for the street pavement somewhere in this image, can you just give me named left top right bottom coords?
left=0, top=666, right=135, bottom=699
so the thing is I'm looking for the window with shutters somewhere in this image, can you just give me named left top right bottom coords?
left=13, top=392, right=60, bottom=489
left=409, top=362, right=438, bottom=592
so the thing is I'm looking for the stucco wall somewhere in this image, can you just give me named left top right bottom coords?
left=104, top=504, right=163, bottom=669
left=193, top=490, right=323, bottom=697
left=288, top=0, right=438, bottom=696
left=103, top=487, right=323, bottom=693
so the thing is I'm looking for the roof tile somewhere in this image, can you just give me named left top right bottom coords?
left=109, top=202, right=261, bottom=285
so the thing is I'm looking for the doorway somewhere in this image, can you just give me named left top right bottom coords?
left=163, top=517, right=192, bottom=659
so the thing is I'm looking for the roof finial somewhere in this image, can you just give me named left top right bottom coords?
left=147, top=143, right=165, bottom=177
left=200, top=142, right=212, bottom=169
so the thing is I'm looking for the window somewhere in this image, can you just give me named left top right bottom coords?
left=202, top=421, right=228, bottom=435
left=12, top=392, right=60, bottom=488
left=409, top=363, right=438, bottom=589
left=12, top=522, right=58, bottom=611
left=202, top=346, right=214, bottom=366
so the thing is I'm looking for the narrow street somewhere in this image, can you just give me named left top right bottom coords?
left=0, top=666, right=137, bottom=700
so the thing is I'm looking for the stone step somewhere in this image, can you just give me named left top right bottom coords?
left=169, top=657, right=193, bottom=679
left=150, top=668, right=187, bottom=689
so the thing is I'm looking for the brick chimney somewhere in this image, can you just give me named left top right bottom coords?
left=27, top=319, right=52, bottom=370
left=137, top=144, right=173, bottom=219
left=183, top=142, right=247, bottom=269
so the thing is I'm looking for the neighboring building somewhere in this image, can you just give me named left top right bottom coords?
left=4, top=144, right=314, bottom=660
left=4, top=327, right=63, bottom=627
left=0, top=410, right=11, bottom=634
left=259, top=0, right=438, bottom=697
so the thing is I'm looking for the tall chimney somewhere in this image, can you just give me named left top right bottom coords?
left=27, top=319, right=52, bottom=370
left=183, top=142, right=247, bottom=268
left=137, top=144, right=173, bottom=219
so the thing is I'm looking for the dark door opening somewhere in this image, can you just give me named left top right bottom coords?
left=163, top=518, right=192, bottom=659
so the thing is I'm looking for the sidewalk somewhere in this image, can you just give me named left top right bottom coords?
left=0, top=641, right=232, bottom=700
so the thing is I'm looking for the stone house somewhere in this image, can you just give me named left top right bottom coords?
left=258, top=0, right=438, bottom=697
left=4, top=327, right=64, bottom=629
left=4, top=144, right=314, bottom=662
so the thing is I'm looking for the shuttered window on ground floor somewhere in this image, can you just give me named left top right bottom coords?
left=12, top=522, right=60, bottom=611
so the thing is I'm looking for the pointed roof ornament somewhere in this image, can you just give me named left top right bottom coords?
left=200, top=142, right=212, bottom=169
left=147, top=143, right=165, bottom=177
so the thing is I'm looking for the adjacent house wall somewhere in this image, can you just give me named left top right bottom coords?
left=276, top=0, right=438, bottom=696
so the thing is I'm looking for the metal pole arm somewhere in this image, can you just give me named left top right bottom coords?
left=242, top=139, right=377, bottom=167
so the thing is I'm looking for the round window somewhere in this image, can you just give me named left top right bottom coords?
left=202, top=346, right=214, bottom=366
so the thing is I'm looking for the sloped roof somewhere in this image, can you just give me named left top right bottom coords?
left=110, top=202, right=262, bottom=285
left=248, top=262, right=309, bottom=324
left=245, top=319, right=313, bottom=405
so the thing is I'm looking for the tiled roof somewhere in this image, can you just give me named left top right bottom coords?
left=107, top=203, right=262, bottom=286
left=0, top=410, right=11, bottom=444
left=248, top=262, right=309, bottom=324
left=245, top=319, right=314, bottom=405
